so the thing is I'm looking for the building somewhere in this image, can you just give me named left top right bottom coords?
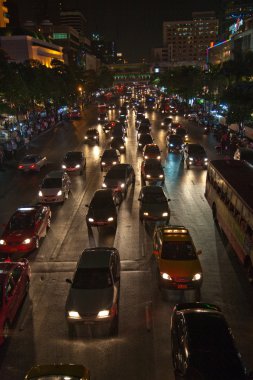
left=161, top=12, right=218, bottom=67
left=0, top=0, right=9, bottom=27
left=90, top=33, right=118, bottom=64
left=0, top=35, right=63, bottom=66
left=221, top=0, right=253, bottom=36
left=60, top=10, right=87, bottom=37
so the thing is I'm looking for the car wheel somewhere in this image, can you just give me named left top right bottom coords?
left=3, top=321, right=10, bottom=342
left=68, top=323, right=76, bottom=339
left=35, top=237, right=39, bottom=250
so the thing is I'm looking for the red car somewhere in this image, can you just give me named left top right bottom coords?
left=0, top=205, right=51, bottom=255
left=0, top=258, right=31, bottom=345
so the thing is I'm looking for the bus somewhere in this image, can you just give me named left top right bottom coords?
left=205, top=159, right=253, bottom=281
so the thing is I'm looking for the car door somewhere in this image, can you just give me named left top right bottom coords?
left=5, top=275, right=19, bottom=323
left=12, top=265, right=26, bottom=304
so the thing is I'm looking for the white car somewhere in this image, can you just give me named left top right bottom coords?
left=38, top=170, right=71, bottom=204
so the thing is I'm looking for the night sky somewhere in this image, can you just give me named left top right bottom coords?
left=79, top=0, right=221, bottom=62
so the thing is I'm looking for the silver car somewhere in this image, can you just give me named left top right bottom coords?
left=18, top=154, right=47, bottom=172
left=65, top=247, right=121, bottom=337
left=38, top=170, right=71, bottom=204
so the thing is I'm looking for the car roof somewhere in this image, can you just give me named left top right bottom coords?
left=78, top=247, right=117, bottom=268
left=174, top=302, right=221, bottom=313
left=107, top=163, right=130, bottom=171
left=45, top=170, right=66, bottom=178
left=144, top=144, right=159, bottom=149
left=156, top=225, right=192, bottom=242
left=92, top=188, right=113, bottom=198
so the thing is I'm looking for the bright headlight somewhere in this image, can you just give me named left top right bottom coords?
left=57, top=190, right=62, bottom=196
left=170, top=144, right=174, bottom=147
left=204, top=158, right=208, bottom=161
left=112, top=161, right=117, bottom=165
left=161, top=122, right=164, bottom=126
left=108, top=217, right=114, bottom=222
left=120, top=146, right=124, bottom=149
left=102, top=162, right=105, bottom=165
left=68, top=311, right=81, bottom=319
left=192, top=273, right=202, bottom=281
left=102, top=183, right=107, bottom=188
left=189, top=157, right=193, bottom=161
left=162, top=212, right=168, bottom=217
left=84, top=136, right=88, bottom=139
left=146, top=174, right=151, bottom=178
left=159, top=174, right=164, bottom=178
left=97, top=310, right=110, bottom=318
left=139, top=143, right=142, bottom=146
left=88, top=218, right=94, bottom=222
left=0, top=239, right=6, bottom=245
left=161, top=272, right=172, bottom=280
left=144, top=212, right=149, bottom=216
left=75, top=164, right=80, bottom=168
left=144, top=155, right=148, bottom=159
left=62, top=164, right=66, bottom=169
left=94, top=136, right=97, bottom=139
left=23, top=238, right=31, bottom=244
left=38, top=190, right=43, bottom=197
left=120, top=183, right=125, bottom=188
left=157, top=156, right=161, bottom=160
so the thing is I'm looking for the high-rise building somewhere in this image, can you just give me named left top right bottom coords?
left=0, top=0, right=9, bottom=27
left=60, top=10, right=86, bottom=37
left=162, top=12, right=218, bottom=67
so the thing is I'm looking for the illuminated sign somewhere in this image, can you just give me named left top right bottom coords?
left=229, top=18, right=243, bottom=35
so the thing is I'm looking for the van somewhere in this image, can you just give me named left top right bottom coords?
left=234, top=147, right=253, bottom=165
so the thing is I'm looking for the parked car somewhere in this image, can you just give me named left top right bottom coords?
left=65, top=247, right=121, bottom=336
left=102, top=163, right=135, bottom=199
left=18, top=154, right=47, bottom=173
left=86, top=189, right=119, bottom=230
left=61, top=151, right=86, bottom=175
left=0, top=205, right=51, bottom=255
left=182, top=143, right=208, bottom=169
left=138, top=186, right=170, bottom=223
left=171, top=302, right=252, bottom=380
left=38, top=170, right=71, bottom=204
left=0, top=258, right=31, bottom=345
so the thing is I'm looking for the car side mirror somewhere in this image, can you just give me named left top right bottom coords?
left=197, top=250, right=202, bottom=255
left=66, top=278, right=72, bottom=284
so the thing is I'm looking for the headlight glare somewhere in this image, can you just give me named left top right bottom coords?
left=68, top=311, right=81, bottom=319
left=23, top=238, right=31, bottom=244
left=192, top=273, right=202, bottom=281
left=97, top=310, right=110, bottom=318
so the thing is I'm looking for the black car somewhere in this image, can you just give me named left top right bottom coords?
left=111, top=123, right=126, bottom=140
left=84, top=128, right=99, bottom=145
left=110, top=136, right=126, bottom=154
left=141, top=158, right=165, bottom=185
left=161, top=117, right=173, bottom=129
left=139, top=118, right=151, bottom=128
left=175, top=127, right=189, bottom=142
left=182, top=143, right=208, bottom=169
left=135, top=113, right=145, bottom=128
left=138, top=186, right=170, bottom=223
left=103, top=121, right=117, bottom=135
left=167, top=134, right=184, bottom=153
left=137, top=124, right=151, bottom=140
left=102, top=163, right=135, bottom=199
left=85, top=189, right=119, bottom=230
left=138, top=133, right=154, bottom=151
left=61, top=151, right=86, bottom=175
left=97, top=112, right=108, bottom=124
left=65, top=247, right=120, bottom=336
left=171, top=303, right=251, bottom=380
left=100, top=149, right=120, bottom=172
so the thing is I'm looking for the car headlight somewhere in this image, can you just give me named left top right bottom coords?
left=170, top=144, right=174, bottom=147
left=84, top=136, right=88, bottom=139
left=98, top=117, right=100, bottom=121
left=68, top=310, right=81, bottom=319
left=204, top=158, right=208, bottom=161
left=146, top=174, right=151, bottom=178
left=0, top=239, right=6, bottom=245
left=162, top=212, right=168, bottom=217
left=94, top=136, right=97, bottom=139
left=144, top=212, right=149, bottom=216
left=102, top=183, right=107, bottom=188
left=161, top=122, right=164, bottom=126
left=112, top=161, right=117, bottom=165
left=97, top=310, right=110, bottom=318
left=102, top=162, right=105, bottom=165
left=23, top=238, right=31, bottom=244
left=192, top=273, right=202, bottom=281
left=108, top=217, right=114, bottom=221
left=57, top=190, right=62, bottom=196
left=161, top=272, right=172, bottom=280
left=88, top=218, right=94, bottom=222
left=185, top=135, right=189, bottom=139
left=157, top=156, right=161, bottom=160
left=120, top=146, right=124, bottom=149
left=144, top=155, right=148, bottom=159
left=139, top=143, right=142, bottom=146
left=120, top=183, right=125, bottom=188
left=189, top=157, right=193, bottom=161
left=75, top=164, right=80, bottom=168
left=62, top=164, right=66, bottom=169
left=159, top=174, right=164, bottom=178
left=38, top=190, right=43, bottom=197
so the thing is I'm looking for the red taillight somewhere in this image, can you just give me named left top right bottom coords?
left=153, top=250, right=159, bottom=256
left=18, top=165, right=23, bottom=169
left=30, top=164, right=35, bottom=169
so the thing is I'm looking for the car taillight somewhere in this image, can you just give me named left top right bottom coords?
left=30, top=164, right=35, bottom=169
left=19, top=165, right=23, bottom=169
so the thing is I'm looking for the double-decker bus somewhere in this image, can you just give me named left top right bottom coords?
left=205, top=159, right=253, bottom=281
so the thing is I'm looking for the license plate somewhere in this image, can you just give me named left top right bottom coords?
left=178, top=284, right=187, bottom=289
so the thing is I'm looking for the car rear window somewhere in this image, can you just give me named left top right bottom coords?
left=161, top=241, right=196, bottom=260
left=72, top=268, right=112, bottom=289
left=22, top=156, right=37, bottom=163
left=42, top=178, right=62, bottom=188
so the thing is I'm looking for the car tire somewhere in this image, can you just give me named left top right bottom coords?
left=101, top=167, right=103, bottom=172
left=195, top=287, right=201, bottom=301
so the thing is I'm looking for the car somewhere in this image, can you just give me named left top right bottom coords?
left=103, top=120, right=117, bottom=135
left=100, top=149, right=120, bottom=172
left=182, top=143, right=208, bottom=169
left=111, top=123, right=126, bottom=140
left=141, top=158, right=165, bottom=185
left=170, top=122, right=183, bottom=134
left=171, top=303, right=252, bottom=380
left=18, top=154, right=47, bottom=172
left=137, top=124, right=151, bottom=140
left=138, top=186, right=170, bottom=223
left=65, top=247, right=120, bottom=337
left=25, top=364, right=91, bottom=380
left=167, top=134, right=184, bottom=153
left=0, top=258, right=31, bottom=345
left=84, top=128, right=99, bottom=145
left=0, top=205, right=51, bottom=255
left=110, top=136, right=126, bottom=154
left=161, top=117, right=173, bottom=129
left=143, top=144, right=161, bottom=160
left=153, top=225, right=203, bottom=293
left=102, top=163, right=135, bottom=199
left=187, top=112, right=199, bottom=121
left=135, top=113, right=145, bottom=128
left=65, top=108, right=81, bottom=120
left=107, top=102, right=117, bottom=110
left=97, top=112, right=108, bottom=123
left=175, top=127, right=189, bottom=142
left=139, top=118, right=151, bottom=128
left=38, top=170, right=71, bottom=204
left=138, top=133, right=154, bottom=151
left=86, top=189, right=119, bottom=230
left=61, top=151, right=86, bottom=175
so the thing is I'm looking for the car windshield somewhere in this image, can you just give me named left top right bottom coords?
left=42, top=178, right=62, bottom=188
left=161, top=241, right=196, bottom=260
left=102, top=151, right=117, bottom=159
left=22, top=156, right=37, bottom=163
left=106, top=169, right=125, bottom=179
left=145, top=147, right=159, bottom=154
left=145, top=161, right=161, bottom=169
left=142, top=192, right=166, bottom=203
left=8, top=213, right=35, bottom=230
left=91, top=193, right=115, bottom=207
left=72, top=268, right=112, bottom=289
left=190, top=146, right=206, bottom=155
left=170, top=136, right=183, bottom=143
left=65, top=152, right=82, bottom=160
left=87, top=130, right=96, bottom=136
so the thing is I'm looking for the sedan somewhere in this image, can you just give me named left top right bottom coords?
left=143, top=144, right=161, bottom=160
left=182, top=143, right=208, bottom=169
left=100, top=149, right=120, bottom=172
left=18, top=154, right=47, bottom=172
left=138, top=186, right=170, bottom=223
left=161, top=117, right=172, bottom=129
left=0, top=205, right=51, bottom=255
left=86, top=189, right=119, bottom=230
left=102, top=163, right=135, bottom=199
left=0, top=258, right=31, bottom=345
left=110, top=136, right=126, bottom=154
left=84, top=128, right=99, bottom=145
left=141, top=158, right=165, bottom=185
left=61, top=151, right=86, bottom=175
left=65, top=247, right=120, bottom=337
left=138, top=133, right=154, bottom=151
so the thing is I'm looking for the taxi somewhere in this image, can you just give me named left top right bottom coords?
left=153, top=226, right=203, bottom=292
left=0, top=258, right=31, bottom=345
left=0, top=205, right=51, bottom=254
left=24, top=364, right=90, bottom=379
